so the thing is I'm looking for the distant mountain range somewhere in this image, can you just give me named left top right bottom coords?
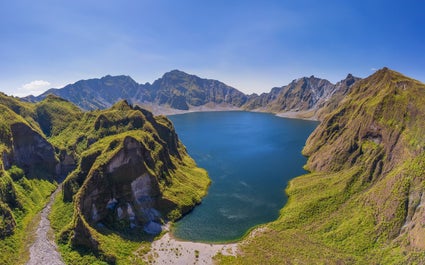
left=4, top=67, right=425, bottom=263
left=23, top=70, right=247, bottom=111
left=22, top=70, right=360, bottom=119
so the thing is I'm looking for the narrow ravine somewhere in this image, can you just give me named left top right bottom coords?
left=26, top=186, right=65, bottom=265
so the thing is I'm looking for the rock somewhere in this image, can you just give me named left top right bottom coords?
left=144, top=221, right=162, bottom=235
left=10, top=122, right=59, bottom=180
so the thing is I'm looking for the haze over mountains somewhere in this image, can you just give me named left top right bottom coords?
left=23, top=70, right=360, bottom=119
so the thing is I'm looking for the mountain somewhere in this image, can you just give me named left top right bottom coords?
left=23, top=70, right=248, bottom=111
left=218, top=68, right=425, bottom=264
left=22, top=70, right=360, bottom=119
left=24, top=75, right=141, bottom=110
left=243, top=74, right=360, bottom=119
left=145, top=70, right=248, bottom=110
left=0, top=93, right=209, bottom=264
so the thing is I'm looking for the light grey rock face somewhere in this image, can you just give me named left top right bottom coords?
left=131, top=174, right=154, bottom=201
left=79, top=136, right=163, bottom=233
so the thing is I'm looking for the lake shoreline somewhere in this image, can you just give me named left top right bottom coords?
left=168, top=112, right=317, bottom=242
left=138, top=103, right=320, bottom=121
left=144, top=224, right=239, bottom=265
left=154, top=111, right=317, bottom=263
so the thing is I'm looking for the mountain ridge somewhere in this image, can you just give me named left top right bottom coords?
left=22, top=70, right=361, bottom=119
left=218, top=67, right=425, bottom=264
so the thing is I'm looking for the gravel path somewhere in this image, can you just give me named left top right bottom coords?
left=26, top=186, right=65, bottom=265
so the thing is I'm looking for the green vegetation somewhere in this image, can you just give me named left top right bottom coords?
left=0, top=93, right=60, bottom=264
left=51, top=191, right=152, bottom=265
left=0, top=172, right=56, bottom=265
left=0, top=93, right=209, bottom=264
left=3, top=67, right=424, bottom=264
left=48, top=100, right=209, bottom=263
left=217, top=68, right=425, bottom=264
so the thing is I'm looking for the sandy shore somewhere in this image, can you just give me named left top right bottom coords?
left=137, top=102, right=320, bottom=121
left=143, top=232, right=238, bottom=265
left=136, top=102, right=242, bottom=116
left=275, top=110, right=319, bottom=121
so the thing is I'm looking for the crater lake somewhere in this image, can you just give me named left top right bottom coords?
left=168, top=111, right=318, bottom=242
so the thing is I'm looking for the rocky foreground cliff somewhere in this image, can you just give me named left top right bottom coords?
left=217, top=68, right=425, bottom=264
left=0, top=93, right=209, bottom=264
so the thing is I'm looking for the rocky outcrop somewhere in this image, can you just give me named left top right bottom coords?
left=0, top=92, right=209, bottom=263
left=9, top=122, right=59, bottom=180
left=77, top=136, right=164, bottom=235
left=56, top=101, right=210, bottom=257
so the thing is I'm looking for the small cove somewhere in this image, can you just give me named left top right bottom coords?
left=168, top=111, right=318, bottom=242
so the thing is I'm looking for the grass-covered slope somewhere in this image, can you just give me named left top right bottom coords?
left=0, top=93, right=209, bottom=264
left=0, top=93, right=59, bottom=264
left=218, top=68, right=425, bottom=264
left=51, top=100, right=210, bottom=264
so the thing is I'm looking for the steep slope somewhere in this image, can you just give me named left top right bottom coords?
left=218, top=68, right=425, bottom=264
left=243, top=74, right=360, bottom=119
left=0, top=94, right=59, bottom=181
left=0, top=93, right=59, bottom=264
left=0, top=92, right=210, bottom=264
left=50, top=100, right=210, bottom=264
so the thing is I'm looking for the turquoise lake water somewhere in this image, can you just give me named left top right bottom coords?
left=168, top=111, right=318, bottom=242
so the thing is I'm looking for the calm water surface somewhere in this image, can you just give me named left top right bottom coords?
left=168, top=111, right=318, bottom=242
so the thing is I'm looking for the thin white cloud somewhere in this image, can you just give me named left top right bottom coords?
left=13, top=80, right=51, bottom=97
left=22, top=80, right=51, bottom=90
left=371, top=68, right=378, bottom=71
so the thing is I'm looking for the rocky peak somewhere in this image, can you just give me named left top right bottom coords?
left=162, top=69, right=190, bottom=79
left=111, top=99, right=132, bottom=111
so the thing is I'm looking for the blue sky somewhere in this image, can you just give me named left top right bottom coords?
left=0, top=0, right=424, bottom=96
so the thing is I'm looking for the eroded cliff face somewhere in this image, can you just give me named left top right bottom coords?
left=0, top=94, right=207, bottom=263
left=58, top=101, right=210, bottom=255
left=0, top=100, right=60, bottom=239
left=77, top=137, right=164, bottom=236
left=9, top=122, right=59, bottom=179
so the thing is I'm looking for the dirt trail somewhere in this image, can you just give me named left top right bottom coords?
left=26, top=186, right=65, bottom=265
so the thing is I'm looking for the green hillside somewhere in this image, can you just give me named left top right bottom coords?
left=0, top=94, right=210, bottom=264
left=218, top=68, right=425, bottom=264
